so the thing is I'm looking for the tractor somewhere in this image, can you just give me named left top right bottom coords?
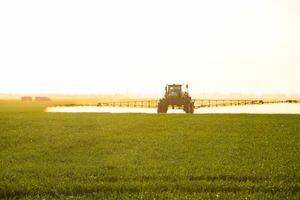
left=157, top=84, right=195, bottom=113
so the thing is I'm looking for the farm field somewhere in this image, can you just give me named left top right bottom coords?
left=0, top=101, right=299, bottom=199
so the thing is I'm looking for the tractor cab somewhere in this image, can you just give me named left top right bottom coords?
left=165, top=84, right=182, bottom=98
left=165, top=84, right=189, bottom=98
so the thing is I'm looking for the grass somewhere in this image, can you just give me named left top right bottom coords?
left=0, top=101, right=299, bottom=199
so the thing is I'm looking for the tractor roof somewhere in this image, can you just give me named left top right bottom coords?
left=167, top=84, right=183, bottom=87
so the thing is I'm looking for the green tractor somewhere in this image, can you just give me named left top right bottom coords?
left=157, top=84, right=195, bottom=113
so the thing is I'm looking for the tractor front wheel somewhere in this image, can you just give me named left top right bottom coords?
left=184, top=102, right=194, bottom=114
left=157, top=100, right=168, bottom=113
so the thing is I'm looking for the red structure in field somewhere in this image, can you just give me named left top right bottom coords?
left=21, top=96, right=33, bottom=101
left=35, top=97, right=51, bottom=101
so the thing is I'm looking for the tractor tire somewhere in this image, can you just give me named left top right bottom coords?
left=190, top=103, right=194, bottom=114
left=183, top=104, right=188, bottom=113
left=184, top=102, right=194, bottom=114
left=157, top=103, right=163, bottom=113
left=183, top=104, right=189, bottom=113
left=157, top=100, right=168, bottom=113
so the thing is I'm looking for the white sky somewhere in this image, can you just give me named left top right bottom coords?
left=0, top=0, right=299, bottom=95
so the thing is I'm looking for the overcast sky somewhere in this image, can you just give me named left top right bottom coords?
left=0, top=0, right=299, bottom=95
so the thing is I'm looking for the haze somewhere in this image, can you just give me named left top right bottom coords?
left=0, top=0, right=299, bottom=95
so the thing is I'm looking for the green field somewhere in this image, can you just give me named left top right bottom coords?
left=0, top=101, right=299, bottom=199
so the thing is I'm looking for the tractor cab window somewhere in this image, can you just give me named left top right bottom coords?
left=168, top=85, right=181, bottom=97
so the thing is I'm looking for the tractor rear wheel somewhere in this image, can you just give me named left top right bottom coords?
left=184, top=102, right=194, bottom=114
left=189, top=103, right=194, bottom=114
left=157, top=100, right=168, bottom=113
left=157, top=102, right=162, bottom=113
